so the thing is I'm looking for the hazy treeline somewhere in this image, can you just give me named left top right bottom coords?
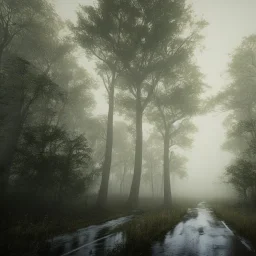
left=0, top=0, right=100, bottom=214
left=211, top=35, right=256, bottom=205
left=0, top=0, right=207, bottom=216
left=72, top=0, right=206, bottom=209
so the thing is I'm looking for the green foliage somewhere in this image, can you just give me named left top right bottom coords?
left=12, top=124, right=92, bottom=202
left=73, top=0, right=207, bottom=208
left=170, top=153, right=188, bottom=179
left=147, top=61, right=204, bottom=137
left=0, top=0, right=59, bottom=62
left=74, top=0, right=206, bottom=113
left=224, top=159, right=256, bottom=198
left=0, top=0, right=98, bottom=218
left=210, top=35, right=256, bottom=201
left=212, top=35, right=256, bottom=155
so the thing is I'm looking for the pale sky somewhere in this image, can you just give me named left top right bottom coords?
left=54, top=0, right=256, bottom=198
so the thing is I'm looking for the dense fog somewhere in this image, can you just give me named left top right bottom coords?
left=2, top=0, right=256, bottom=227
left=3, top=1, right=256, bottom=255
left=53, top=0, right=256, bottom=201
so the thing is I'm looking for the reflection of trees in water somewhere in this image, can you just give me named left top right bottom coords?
left=45, top=217, right=133, bottom=256
left=94, top=227, right=109, bottom=256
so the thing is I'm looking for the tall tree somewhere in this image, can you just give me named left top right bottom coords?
left=147, top=62, right=203, bottom=208
left=210, top=35, right=256, bottom=155
left=11, top=73, right=93, bottom=206
left=224, top=158, right=256, bottom=200
left=120, top=0, right=204, bottom=209
left=82, top=0, right=205, bottom=208
left=210, top=35, right=256, bottom=203
left=111, top=121, right=134, bottom=195
left=0, top=0, right=95, bottom=200
left=72, top=3, right=123, bottom=207
left=143, top=135, right=162, bottom=198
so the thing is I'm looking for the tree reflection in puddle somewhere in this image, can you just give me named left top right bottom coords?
left=43, top=216, right=132, bottom=256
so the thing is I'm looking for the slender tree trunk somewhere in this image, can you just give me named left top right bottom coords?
left=122, top=164, right=126, bottom=193
left=163, top=130, right=172, bottom=209
left=150, top=162, right=154, bottom=199
left=120, top=162, right=127, bottom=195
left=96, top=83, right=115, bottom=208
left=120, top=177, right=122, bottom=195
left=161, top=172, right=164, bottom=197
left=127, top=90, right=143, bottom=209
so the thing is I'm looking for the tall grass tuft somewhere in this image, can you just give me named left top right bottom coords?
left=110, top=207, right=186, bottom=255
left=213, top=204, right=256, bottom=247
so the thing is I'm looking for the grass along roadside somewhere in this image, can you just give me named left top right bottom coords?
left=1, top=197, right=196, bottom=256
left=212, top=204, right=256, bottom=248
left=0, top=207, right=130, bottom=256
left=109, top=206, right=187, bottom=256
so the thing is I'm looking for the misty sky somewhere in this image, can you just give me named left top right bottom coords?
left=54, top=0, right=256, bottom=198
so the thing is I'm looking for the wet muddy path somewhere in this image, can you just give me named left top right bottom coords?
left=152, top=202, right=255, bottom=256
left=44, top=202, right=256, bottom=256
left=43, top=215, right=133, bottom=256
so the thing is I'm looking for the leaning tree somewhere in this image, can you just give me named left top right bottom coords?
left=72, top=1, right=124, bottom=207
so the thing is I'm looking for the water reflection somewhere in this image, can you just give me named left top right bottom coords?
left=152, top=202, right=255, bottom=256
left=44, top=216, right=132, bottom=256
left=43, top=203, right=255, bottom=256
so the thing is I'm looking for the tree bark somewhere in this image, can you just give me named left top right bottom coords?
left=163, top=130, right=172, bottom=209
left=127, top=89, right=143, bottom=209
left=96, top=82, right=115, bottom=208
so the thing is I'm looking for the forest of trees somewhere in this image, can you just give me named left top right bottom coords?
left=3, top=1, right=256, bottom=256
left=211, top=35, right=256, bottom=205
left=0, top=0, right=207, bottom=217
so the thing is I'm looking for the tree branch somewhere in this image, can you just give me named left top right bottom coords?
left=142, top=74, right=161, bottom=111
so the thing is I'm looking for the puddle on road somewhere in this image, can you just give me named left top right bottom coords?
left=41, top=202, right=255, bottom=256
left=152, top=202, right=255, bottom=256
left=42, top=216, right=132, bottom=256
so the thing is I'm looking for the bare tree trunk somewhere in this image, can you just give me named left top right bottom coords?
left=120, top=162, right=127, bottom=195
left=120, top=177, right=123, bottom=195
left=163, top=130, right=172, bottom=209
left=127, top=90, right=143, bottom=209
left=150, top=162, right=154, bottom=199
left=96, top=83, right=115, bottom=208
left=161, top=172, right=164, bottom=197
